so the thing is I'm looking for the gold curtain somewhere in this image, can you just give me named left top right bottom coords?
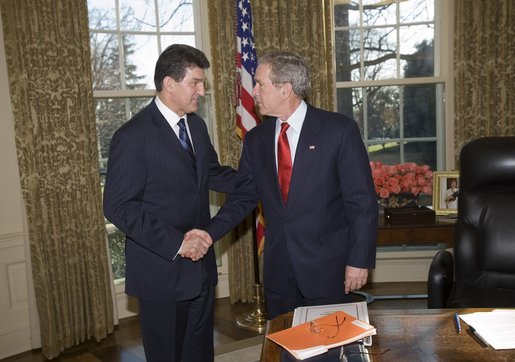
left=0, top=0, right=114, bottom=358
left=454, top=0, right=515, bottom=162
left=208, top=0, right=334, bottom=302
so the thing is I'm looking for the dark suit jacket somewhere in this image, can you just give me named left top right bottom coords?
left=207, top=104, right=378, bottom=298
left=103, top=99, right=235, bottom=302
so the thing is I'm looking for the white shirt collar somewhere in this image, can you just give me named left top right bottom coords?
left=155, top=95, right=185, bottom=128
left=277, top=100, right=307, bottom=132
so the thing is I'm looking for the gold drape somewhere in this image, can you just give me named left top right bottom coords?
left=208, top=0, right=334, bottom=302
left=0, top=0, right=114, bottom=358
left=454, top=0, right=515, bottom=162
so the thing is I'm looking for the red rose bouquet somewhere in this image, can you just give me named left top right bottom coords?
left=370, top=161, right=433, bottom=207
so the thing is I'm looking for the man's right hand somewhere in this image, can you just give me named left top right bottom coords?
left=179, top=229, right=213, bottom=261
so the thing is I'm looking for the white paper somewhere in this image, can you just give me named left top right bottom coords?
left=459, top=309, right=515, bottom=350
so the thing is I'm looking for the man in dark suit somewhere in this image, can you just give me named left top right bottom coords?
left=188, top=51, right=378, bottom=320
left=103, top=44, right=236, bottom=361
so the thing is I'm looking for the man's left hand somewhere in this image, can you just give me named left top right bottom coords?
left=344, top=266, right=368, bottom=294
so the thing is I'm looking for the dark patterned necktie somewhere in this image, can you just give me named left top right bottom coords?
left=178, top=118, right=196, bottom=163
left=277, top=122, right=292, bottom=204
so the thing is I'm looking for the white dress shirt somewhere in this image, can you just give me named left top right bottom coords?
left=275, top=100, right=307, bottom=170
left=155, top=95, right=195, bottom=152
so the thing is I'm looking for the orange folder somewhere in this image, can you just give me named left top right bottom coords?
left=266, top=310, right=376, bottom=360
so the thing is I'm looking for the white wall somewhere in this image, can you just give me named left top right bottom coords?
left=0, top=11, right=37, bottom=359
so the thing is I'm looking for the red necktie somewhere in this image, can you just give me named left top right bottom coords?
left=278, top=122, right=292, bottom=204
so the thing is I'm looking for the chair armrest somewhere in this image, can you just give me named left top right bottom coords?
left=427, top=250, right=454, bottom=308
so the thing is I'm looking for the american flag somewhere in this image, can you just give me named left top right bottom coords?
left=235, top=0, right=260, bottom=139
left=235, top=0, right=265, bottom=256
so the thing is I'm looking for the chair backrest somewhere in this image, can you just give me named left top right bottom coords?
left=455, top=137, right=515, bottom=291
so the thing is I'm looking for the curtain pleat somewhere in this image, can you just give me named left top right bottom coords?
left=454, top=0, right=515, bottom=162
left=0, top=0, right=114, bottom=358
left=208, top=0, right=334, bottom=303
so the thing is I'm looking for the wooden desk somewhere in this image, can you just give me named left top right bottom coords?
left=261, top=308, right=515, bottom=361
left=353, top=217, right=456, bottom=303
left=377, top=215, right=456, bottom=246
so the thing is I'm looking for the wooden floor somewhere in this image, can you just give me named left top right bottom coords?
left=1, top=282, right=427, bottom=361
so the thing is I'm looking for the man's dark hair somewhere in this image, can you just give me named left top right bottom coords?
left=154, top=44, right=210, bottom=91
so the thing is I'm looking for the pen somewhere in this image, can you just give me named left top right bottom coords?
left=454, top=312, right=461, bottom=334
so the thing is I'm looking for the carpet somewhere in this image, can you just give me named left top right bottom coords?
left=214, top=335, right=263, bottom=362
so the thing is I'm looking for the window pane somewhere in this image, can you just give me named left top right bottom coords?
left=160, top=0, right=195, bottom=32
left=363, top=26, right=397, bottom=80
left=88, top=0, right=116, bottom=30
left=357, top=86, right=400, bottom=140
left=90, top=33, right=121, bottom=90
left=400, top=0, right=434, bottom=22
left=363, top=0, right=397, bottom=26
left=123, top=34, right=159, bottom=89
left=120, top=0, right=156, bottom=31
left=161, top=35, right=196, bottom=49
left=334, top=1, right=359, bottom=27
left=338, top=84, right=439, bottom=166
left=334, top=1, right=436, bottom=82
left=368, top=140, right=436, bottom=170
left=335, top=29, right=360, bottom=82
left=95, top=97, right=151, bottom=165
left=403, top=84, right=437, bottom=138
left=368, top=142, right=401, bottom=164
left=400, top=25, right=434, bottom=78
left=404, top=141, right=436, bottom=170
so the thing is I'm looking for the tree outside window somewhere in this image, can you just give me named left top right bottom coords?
left=334, top=0, right=441, bottom=171
left=88, top=0, right=196, bottom=281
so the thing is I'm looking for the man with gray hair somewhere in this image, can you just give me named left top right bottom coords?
left=188, top=50, right=378, bottom=319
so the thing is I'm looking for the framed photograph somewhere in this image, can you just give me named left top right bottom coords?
left=433, top=171, right=460, bottom=215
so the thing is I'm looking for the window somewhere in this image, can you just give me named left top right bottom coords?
left=334, top=0, right=445, bottom=171
left=88, top=0, right=218, bottom=282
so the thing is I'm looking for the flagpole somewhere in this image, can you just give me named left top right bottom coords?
left=251, top=209, right=260, bottom=284
left=234, top=0, right=266, bottom=333
left=236, top=209, right=267, bottom=333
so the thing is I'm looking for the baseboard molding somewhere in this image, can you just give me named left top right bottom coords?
left=370, top=249, right=439, bottom=283
left=0, top=321, right=31, bottom=360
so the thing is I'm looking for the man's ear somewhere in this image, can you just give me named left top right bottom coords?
left=163, top=76, right=175, bottom=93
left=283, top=82, right=293, bottom=98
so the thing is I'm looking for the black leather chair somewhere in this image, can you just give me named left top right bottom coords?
left=428, top=137, right=515, bottom=308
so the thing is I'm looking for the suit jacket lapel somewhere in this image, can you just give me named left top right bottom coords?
left=260, top=119, right=283, bottom=207
left=187, top=115, right=204, bottom=188
left=150, top=101, right=198, bottom=171
left=286, top=107, right=321, bottom=211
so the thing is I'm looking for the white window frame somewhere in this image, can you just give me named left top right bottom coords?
left=89, top=0, right=229, bottom=319
left=332, top=0, right=455, bottom=283
left=333, top=0, right=452, bottom=171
